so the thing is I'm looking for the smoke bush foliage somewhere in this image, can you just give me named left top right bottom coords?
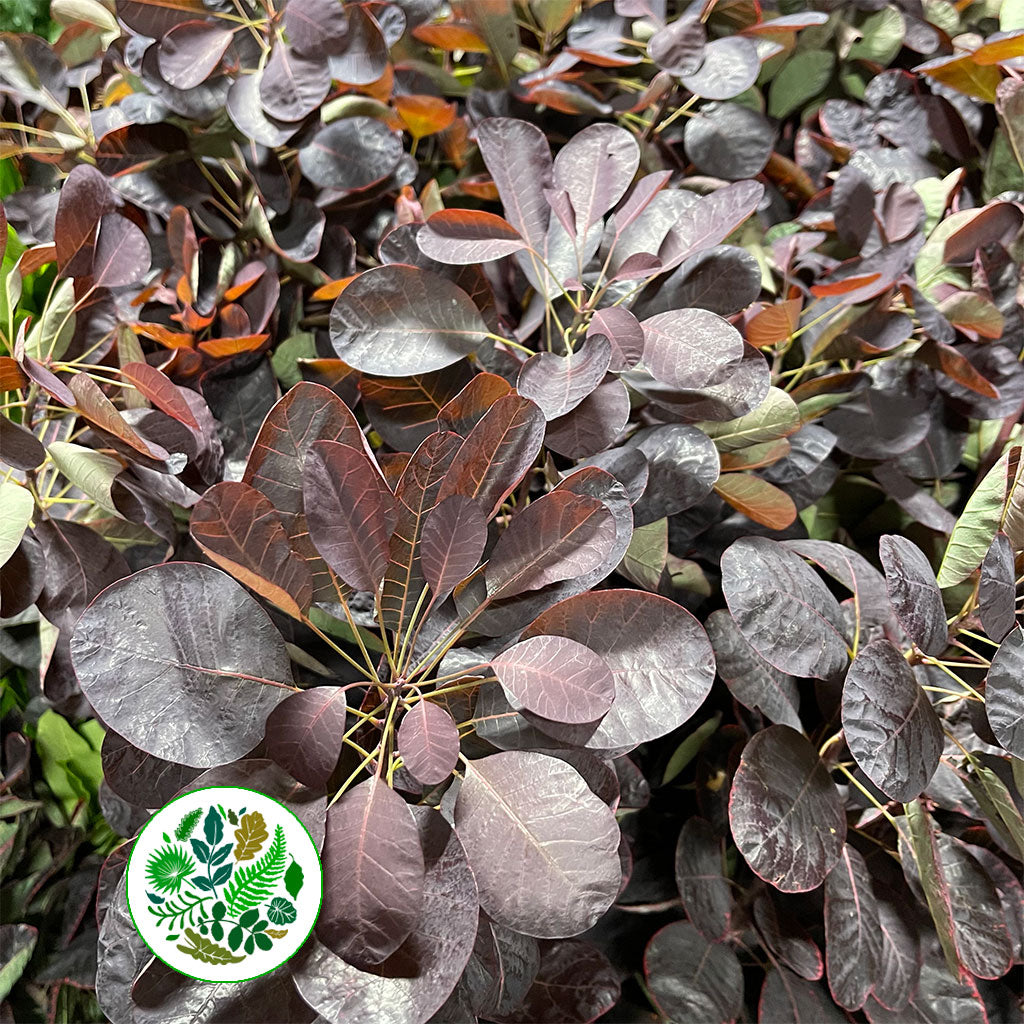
left=1, top=0, right=1022, bottom=1021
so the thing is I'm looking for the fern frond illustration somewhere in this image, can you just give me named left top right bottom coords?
left=175, top=808, right=203, bottom=841
left=147, top=890, right=210, bottom=930
left=176, top=928, right=246, bottom=965
left=146, top=845, right=196, bottom=895
left=223, top=825, right=286, bottom=916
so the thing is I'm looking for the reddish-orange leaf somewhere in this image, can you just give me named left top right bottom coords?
left=132, top=322, right=194, bottom=349
left=0, top=356, right=29, bottom=392
left=178, top=306, right=216, bottom=331
left=119, top=362, right=200, bottom=430
left=20, top=244, right=56, bottom=275
left=810, top=273, right=882, bottom=297
left=746, top=299, right=802, bottom=348
left=222, top=262, right=266, bottom=301
left=70, top=374, right=169, bottom=460
left=714, top=474, right=797, bottom=531
left=413, top=22, right=489, bottom=52
left=197, top=334, right=270, bottom=358
left=719, top=439, right=792, bottom=472
left=915, top=340, right=1000, bottom=399
left=937, top=291, right=1005, bottom=339
left=312, top=275, right=357, bottom=302
left=395, top=95, right=457, bottom=140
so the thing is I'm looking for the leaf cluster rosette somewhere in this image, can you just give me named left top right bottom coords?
left=1, top=0, right=1023, bottom=1021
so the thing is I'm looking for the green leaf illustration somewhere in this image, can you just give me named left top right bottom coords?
left=284, top=858, right=304, bottom=900
left=145, top=845, right=196, bottom=895
left=176, top=927, right=245, bottom=965
left=233, top=811, right=268, bottom=861
left=222, top=825, right=286, bottom=916
left=174, top=808, right=203, bottom=841
left=204, top=806, right=224, bottom=846
left=267, top=897, right=296, bottom=925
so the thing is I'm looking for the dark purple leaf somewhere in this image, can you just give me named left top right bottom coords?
left=685, top=101, right=774, bottom=180
left=190, top=480, right=314, bottom=619
left=0, top=415, right=45, bottom=470
left=842, top=640, right=943, bottom=802
left=157, top=19, right=232, bottom=89
left=824, top=845, right=881, bottom=1010
left=627, top=424, right=720, bottom=527
left=53, top=164, right=118, bottom=276
left=438, top=393, right=546, bottom=519
left=524, top=589, right=715, bottom=752
left=398, top=701, right=460, bottom=787
left=476, top=117, right=552, bottom=253
left=420, top=495, right=487, bottom=604
left=545, top=380, right=631, bottom=460
left=264, top=686, right=347, bottom=788
left=641, top=308, right=744, bottom=390
left=645, top=920, right=743, bottom=1023
left=491, top=635, right=615, bottom=725
left=753, top=893, right=823, bottom=981
left=454, top=751, right=620, bottom=937
left=721, top=537, right=848, bottom=679
left=979, top=533, right=1016, bottom=642
left=517, top=334, right=611, bottom=420
left=873, top=462, right=957, bottom=534
left=825, top=387, right=932, bottom=460
left=729, top=725, right=846, bottom=892
left=674, top=817, right=731, bottom=941
left=648, top=14, right=705, bottom=75
left=552, top=124, right=639, bottom=232
left=294, top=809, right=478, bottom=1023
left=588, top=307, right=644, bottom=371
left=101, top=730, right=201, bottom=809
left=304, top=441, right=396, bottom=593
left=416, top=209, right=527, bottom=264
left=70, top=562, right=293, bottom=767
left=318, top=777, right=425, bottom=969
left=864, top=959, right=987, bottom=1024
left=879, top=535, right=948, bottom=656
left=115, top=0, right=208, bottom=37
left=283, top=0, right=351, bottom=58
left=226, top=71, right=301, bottom=148
left=298, top=117, right=404, bottom=190
left=327, top=4, right=388, bottom=85
left=259, top=42, right=330, bottom=121
left=330, top=265, right=488, bottom=375
left=759, top=968, right=845, bottom=1024
left=873, top=896, right=921, bottom=1011
left=659, top=179, right=764, bottom=271
left=485, top=490, right=617, bottom=601
left=679, top=36, right=759, bottom=99
left=986, top=625, right=1024, bottom=757
left=0, top=533, right=44, bottom=619
left=494, top=939, right=619, bottom=1024
left=381, top=431, right=463, bottom=636
left=705, top=609, right=801, bottom=729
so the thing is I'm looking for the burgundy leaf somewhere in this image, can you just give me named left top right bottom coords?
left=304, top=441, right=396, bottom=593
left=627, top=424, right=720, bottom=526
left=283, top=0, right=351, bottom=58
left=545, top=379, right=631, bottom=460
left=417, top=209, right=527, bottom=264
left=872, top=897, right=920, bottom=1011
left=190, top=481, right=314, bottom=619
left=259, top=42, right=330, bottom=121
left=552, top=123, right=639, bottom=232
left=0, top=416, right=45, bottom=471
left=420, top=495, right=487, bottom=604
left=264, top=686, right=347, bottom=788
left=157, top=19, right=232, bottom=89
left=752, top=893, right=823, bottom=981
left=645, top=921, right=743, bottom=1023
left=70, top=375, right=169, bottom=461
left=298, top=117, right=404, bottom=191
left=842, top=640, right=943, bottom=802
left=588, top=307, right=644, bottom=371
left=517, top=334, right=611, bottom=421
left=119, top=363, right=199, bottom=431
left=438, top=393, right=546, bottom=519
left=327, top=4, right=389, bottom=85
left=318, top=777, right=426, bottom=968
left=674, top=817, right=732, bottom=942
left=491, top=635, right=615, bottom=725
left=92, top=214, right=152, bottom=287
left=397, top=701, right=460, bottom=786
left=824, top=845, right=882, bottom=1010
left=330, top=265, right=489, bottom=375
left=454, top=751, right=620, bottom=937
left=641, top=307, right=744, bottom=390
left=115, top=0, right=208, bottom=37
left=729, top=725, right=847, bottom=892
left=864, top=960, right=988, bottom=1024
left=436, top=372, right=513, bottom=437
left=759, top=969, right=845, bottom=1024
left=648, top=14, right=706, bottom=74
left=53, top=164, right=118, bottom=276
left=659, top=179, right=764, bottom=271
left=485, top=490, right=616, bottom=601
left=523, top=590, right=715, bottom=752
left=226, top=70, right=300, bottom=148
left=878, top=537, right=948, bottom=656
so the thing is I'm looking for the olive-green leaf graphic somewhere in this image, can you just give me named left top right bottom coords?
left=233, top=811, right=268, bottom=861
left=266, top=897, right=296, bottom=925
left=174, top=808, right=202, bottom=841
left=145, top=845, right=196, bottom=895
left=176, top=927, right=246, bottom=965
left=223, top=825, right=286, bottom=916
left=284, top=857, right=304, bottom=900
left=265, top=928, right=288, bottom=939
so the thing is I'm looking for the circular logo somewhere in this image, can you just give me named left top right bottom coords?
left=126, top=786, right=322, bottom=983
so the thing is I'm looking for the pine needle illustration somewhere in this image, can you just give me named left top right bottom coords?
left=174, top=808, right=203, bottom=841
left=146, top=845, right=196, bottom=895
left=223, top=825, right=286, bottom=916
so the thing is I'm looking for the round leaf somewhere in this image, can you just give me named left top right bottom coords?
left=397, top=701, right=460, bottom=786
left=298, top=117, right=404, bottom=191
left=679, top=36, right=760, bottom=100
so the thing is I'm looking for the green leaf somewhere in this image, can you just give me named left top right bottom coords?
left=959, top=761, right=1024, bottom=861
left=847, top=6, right=905, bottom=64
left=266, top=896, right=296, bottom=925
left=0, top=924, right=36, bottom=1001
left=204, top=806, right=224, bottom=847
left=937, top=446, right=1021, bottom=587
left=0, top=481, right=33, bottom=569
left=34, top=710, right=103, bottom=816
left=175, top=808, right=203, bottom=841
left=254, top=931, right=273, bottom=951
left=271, top=331, right=316, bottom=390
left=618, top=518, right=667, bottom=592
left=768, top=51, right=835, bottom=119
left=696, top=387, right=801, bottom=453
left=228, top=925, right=243, bottom=951
left=663, top=712, right=722, bottom=785
left=223, top=825, right=287, bottom=916
left=24, top=276, right=76, bottom=361
left=284, top=857, right=304, bottom=900
left=47, top=442, right=122, bottom=514
left=176, top=927, right=246, bottom=965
